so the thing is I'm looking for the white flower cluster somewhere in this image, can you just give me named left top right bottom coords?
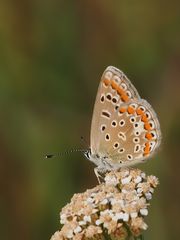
left=51, top=168, right=159, bottom=240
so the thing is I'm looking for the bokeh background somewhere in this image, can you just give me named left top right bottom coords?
left=0, top=1, right=180, bottom=240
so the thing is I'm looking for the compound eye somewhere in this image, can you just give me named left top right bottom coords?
left=84, top=150, right=91, bottom=160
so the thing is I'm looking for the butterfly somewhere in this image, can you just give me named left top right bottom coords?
left=84, top=66, right=161, bottom=176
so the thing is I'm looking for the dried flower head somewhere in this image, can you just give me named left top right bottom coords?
left=50, top=168, right=159, bottom=240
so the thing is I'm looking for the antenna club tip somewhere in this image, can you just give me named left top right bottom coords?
left=45, top=154, right=54, bottom=159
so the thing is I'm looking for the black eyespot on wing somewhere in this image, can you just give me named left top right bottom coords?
left=112, top=97, right=117, bottom=103
left=111, top=120, right=117, bottom=127
left=115, top=105, right=119, bottom=111
left=101, top=125, right=106, bottom=131
left=102, top=111, right=111, bottom=118
left=106, top=94, right=112, bottom=100
left=119, top=120, right=125, bottom=126
left=100, top=95, right=105, bottom=102
left=105, top=134, right=110, bottom=140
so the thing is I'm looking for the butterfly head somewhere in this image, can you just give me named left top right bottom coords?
left=83, top=149, right=92, bottom=160
left=84, top=149, right=116, bottom=171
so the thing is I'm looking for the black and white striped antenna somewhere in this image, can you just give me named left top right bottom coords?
left=45, top=136, right=90, bottom=159
left=45, top=148, right=89, bottom=159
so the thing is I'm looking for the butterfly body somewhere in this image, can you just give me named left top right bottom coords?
left=87, top=66, right=161, bottom=172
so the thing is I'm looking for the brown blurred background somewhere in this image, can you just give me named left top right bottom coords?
left=0, top=1, right=180, bottom=239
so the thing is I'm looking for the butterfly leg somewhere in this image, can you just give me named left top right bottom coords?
left=94, top=167, right=107, bottom=184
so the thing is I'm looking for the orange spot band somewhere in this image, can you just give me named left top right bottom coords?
left=121, top=94, right=129, bottom=102
left=110, top=80, right=129, bottom=102
left=136, top=108, right=144, bottom=115
left=144, top=122, right=151, bottom=130
left=145, top=132, right=153, bottom=140
left=127, top=106, right=135, bottom=114
left=144, top=142, right=150, bottom=156
left=141, top=114, right=148, bottom=122
left=117, top=86, right=124, bottom=95
left=103, top=79, right=110, bottom=86
left=119, top=107, right=126, bottom=113
left=111, top=80, right=118, bottom=90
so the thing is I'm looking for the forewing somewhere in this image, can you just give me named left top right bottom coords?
left=90, top=66, right=140, bottom=155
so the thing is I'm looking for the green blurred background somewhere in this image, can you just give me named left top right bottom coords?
left=0, top=1, right=180, bottom=239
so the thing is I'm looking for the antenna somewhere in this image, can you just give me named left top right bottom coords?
left=45, top=148, right=89, bottom=159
